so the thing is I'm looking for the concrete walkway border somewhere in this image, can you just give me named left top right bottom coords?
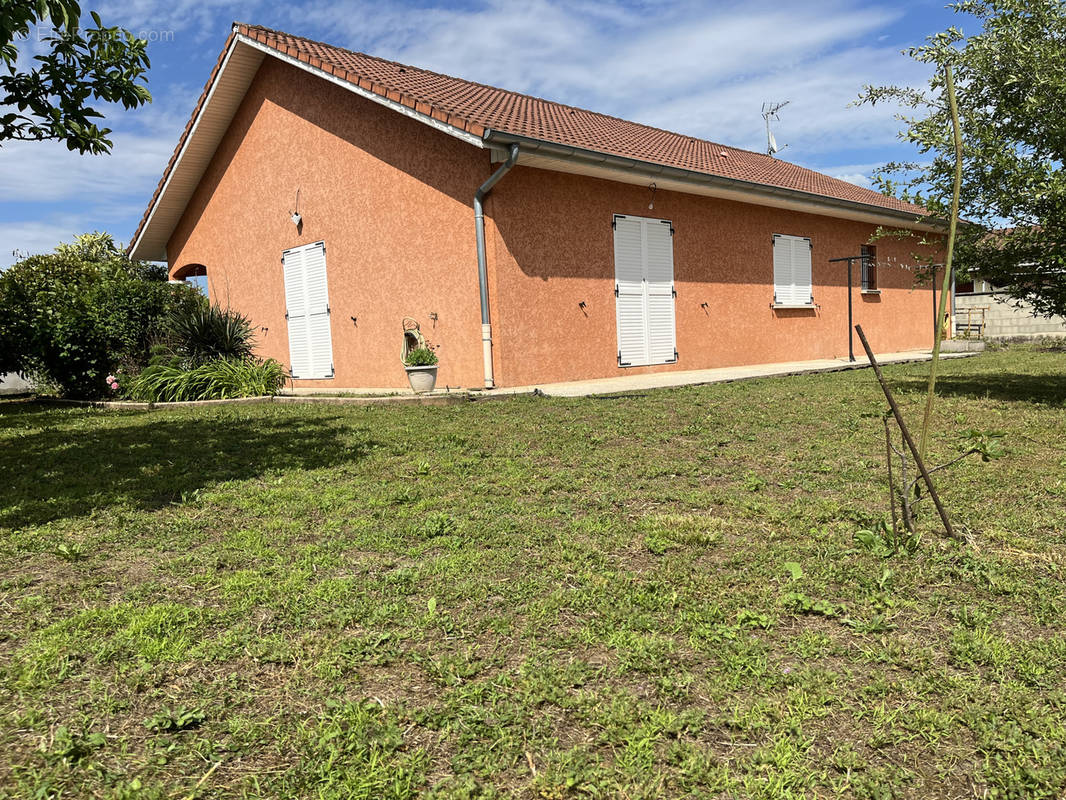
left=29, top=393, right=479, bottom=411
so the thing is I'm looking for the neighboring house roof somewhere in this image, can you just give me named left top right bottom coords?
left=129, top=22, right=933, bottom=262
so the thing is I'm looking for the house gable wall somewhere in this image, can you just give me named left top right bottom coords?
left=167, top=56, right=490, bottom=389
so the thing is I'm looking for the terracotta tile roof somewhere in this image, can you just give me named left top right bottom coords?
left=236, top=23, right=927, bottom=218
left=130, top=22, right=929, bottom=257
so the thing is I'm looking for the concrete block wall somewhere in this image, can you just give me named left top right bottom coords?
left=956, top=292, right=1066, bottom=338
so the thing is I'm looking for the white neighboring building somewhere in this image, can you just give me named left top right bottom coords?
left=0, top=372, right=30, bottom=395
left=954, top=278, right=1066, bottom=339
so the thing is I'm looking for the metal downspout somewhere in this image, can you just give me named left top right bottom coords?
left=474, top=142, right=519, bottom=389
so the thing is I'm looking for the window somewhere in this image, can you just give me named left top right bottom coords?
left=282, top=241, right=334, bottom=379
left=772, top=234, right=813, bottom=306
left=613, top=214, right=677, bottom=367
left=861, top=244, right=878, bottom=291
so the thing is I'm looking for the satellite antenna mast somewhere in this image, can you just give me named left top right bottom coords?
left=761, top=100, right=790, bottom=157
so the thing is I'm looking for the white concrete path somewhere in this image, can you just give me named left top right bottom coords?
left=280, top=349, right=977, bottom=400
left=503, top=350, right=977, bottom=397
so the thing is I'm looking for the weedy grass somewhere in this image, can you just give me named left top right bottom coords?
left=2, top=343, right=1065, bottom=798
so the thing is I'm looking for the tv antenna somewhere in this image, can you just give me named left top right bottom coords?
left=761, top=100, right=790, bottom=157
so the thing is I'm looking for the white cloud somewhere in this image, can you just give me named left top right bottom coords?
left=830, top=172, right=874, bottom=188
left=0, top=219, right=84, bottom=266
left=2, top=0, right=936, bottom=256
left=0, top=133, right=174, bottom=204
left=818, top=163, right=888, bottom=189
left=0, top=203, right=150, bottom=267
left=293, top=0, right=925, bottom=159
left=0, top=80, right=196, bottom=259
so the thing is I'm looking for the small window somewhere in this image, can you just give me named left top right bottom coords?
left=861, top=245, right=878, bottom=291
left=772, top=234, right=813, bottom=306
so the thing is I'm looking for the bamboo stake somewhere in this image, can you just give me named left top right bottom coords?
left=883, top=416, right=900, bottom=542
left=856, top=324, right=957, bottom=539
left=919, top=63, right=964, bottom=462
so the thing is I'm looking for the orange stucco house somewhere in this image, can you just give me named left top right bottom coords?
left=130, top=23, right=944, bottom=391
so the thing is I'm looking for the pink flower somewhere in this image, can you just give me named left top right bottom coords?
left=105, top=374, right=116, bottom=383
left=110, top=381, right=119, bottom=391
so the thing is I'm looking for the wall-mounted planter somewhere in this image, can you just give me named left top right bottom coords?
left=405, top=364, right=439, bottom=394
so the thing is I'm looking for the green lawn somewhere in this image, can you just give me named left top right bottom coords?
left=2, top=344, right=1066, bottom=799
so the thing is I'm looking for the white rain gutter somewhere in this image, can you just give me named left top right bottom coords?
left=473, top=142, right=519, bottom=389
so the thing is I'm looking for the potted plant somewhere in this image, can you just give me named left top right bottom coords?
left=404, top=344, right=439, bottom=393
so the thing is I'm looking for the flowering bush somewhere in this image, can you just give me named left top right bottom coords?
left=0, top=233, right=201, bottom=398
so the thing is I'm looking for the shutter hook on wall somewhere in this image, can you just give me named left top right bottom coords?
left=289, top=188, right=302, bottom=231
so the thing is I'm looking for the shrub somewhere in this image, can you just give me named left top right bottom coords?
left=166, top=304, right=256, bottom=365
left=0, top=233, right=201, bottom=398
left=126, top=358, right=286, bottom=403
left=404, top=346, right=439, bottom=367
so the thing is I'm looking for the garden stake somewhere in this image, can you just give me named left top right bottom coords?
left=855, top=324, right=957, bottom=540
left=918, top=63, right=964, bottom=462
left=883, top=415, right=900, bottom=541
left=898, top=429, right=914, bottom=534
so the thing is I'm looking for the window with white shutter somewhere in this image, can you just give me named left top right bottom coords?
left=772, top=234, right=813, bottom=306
left=282, top=241, right=334, bottom=379
left=613, top=214, right=677, bottom=367
left=860, top=244, right=878, bottom=291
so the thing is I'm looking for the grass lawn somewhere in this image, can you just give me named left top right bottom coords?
left=2, top=343, right=1066, bottom=799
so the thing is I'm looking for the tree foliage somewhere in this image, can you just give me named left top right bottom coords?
left=860, top=0, right=1066, bottom=317
left=0, top=233, right=201, bottom=398
left=1, top=1, right=151, bottom=153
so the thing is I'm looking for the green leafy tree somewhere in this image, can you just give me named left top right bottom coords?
left=1, top=1, right=151, bottom=153
left=0, top=233, right=201, bottom=398
left=860, top=0, right=1066, bottom=317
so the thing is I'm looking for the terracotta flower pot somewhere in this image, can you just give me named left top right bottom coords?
left=405, top=364, right=438, bottom=393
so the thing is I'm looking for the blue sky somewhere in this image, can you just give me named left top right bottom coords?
left=0, top=0, right=963, bottom=265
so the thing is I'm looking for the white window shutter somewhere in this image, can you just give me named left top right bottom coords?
left=282, top=241, right=333, bottom=379
left=303, top=243, right=334, bottom=379
left=614, top=216, right=647, bottom=366
left=283, top=246, right=311, bottom=379
left=793, top=237, right=812, bottom=304
left=773, top=234, right=812, bottom=305
left=773, top=235, right=793, bottom=304
left=644, top=221, right=677, bottom=364
left=613, top=215, right=677, bottom=366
